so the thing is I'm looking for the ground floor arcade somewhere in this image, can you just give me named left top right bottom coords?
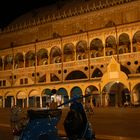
left=0, top=80, right=140, bottom=108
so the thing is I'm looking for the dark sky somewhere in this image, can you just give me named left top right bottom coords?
left=0, top=0, right=58, bottom=28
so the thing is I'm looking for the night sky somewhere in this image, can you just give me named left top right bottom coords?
left=0, top=0, right=58, bottom=28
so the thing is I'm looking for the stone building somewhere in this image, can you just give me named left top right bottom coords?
left=0, top=0, right=140, bottom=108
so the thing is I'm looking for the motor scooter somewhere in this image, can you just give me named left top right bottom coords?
left=12, top=94, right=96, bottom=140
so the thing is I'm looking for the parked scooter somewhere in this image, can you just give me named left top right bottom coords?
left=12, top=94, right=95, bottom=140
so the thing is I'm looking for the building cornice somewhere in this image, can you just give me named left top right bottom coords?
left=0, top=0, right=137, bottom=34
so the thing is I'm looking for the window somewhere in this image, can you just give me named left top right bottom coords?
left=25, top=78, right=28, bottom=84
left=20, top=79, right=23, bottom=85
left=20, top=78, right=28, bottom=85
left=3, top=80, right=6, bottom=86
left=0, top=80, right=6, bottom=87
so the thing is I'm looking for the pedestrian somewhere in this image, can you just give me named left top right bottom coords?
left=86, top=100, right=94, bottom=115
left=92, top=97, right=96, bottom=107
left=50, top=98, right=57, bottom=109
left=45, top=102, right=50, bottom=109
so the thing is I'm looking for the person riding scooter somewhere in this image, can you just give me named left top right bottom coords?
left=16, top=93, right=95, bottom=140
left=64, top=94, right=95, bottom=140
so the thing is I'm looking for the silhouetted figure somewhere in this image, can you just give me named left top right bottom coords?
left=64, top=96, right=87, bottom=140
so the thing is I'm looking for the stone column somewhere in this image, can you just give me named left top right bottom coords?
left=11, top=97, right=14, bottom=107
left=129, top=82, right=133, bottom=104
left=22, top=99, right=24, bottom=108
left=27, top=96, right=29, bottom=108
left=14, top=96, right=17, bottom=106
left=130, top=30, right=133, bottom=53
left=2, top=96, right=5, bottom=108
left=102, top=33, right=106, bottom=57
left=2, top=56, right=4, bottom=71
left=40, top=95, right=42, bottom=108
left=99, top=83, right=102, bottom=107
left=23, top=53, right=26, bottom=68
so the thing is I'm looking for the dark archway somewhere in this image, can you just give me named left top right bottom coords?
left=120, top=65, right=131, bottom=76
left=57, top=88, right=69, bottom=107
left=102, top=82, right=130, bottom=107
left=132, top=83, right=140, bottom=106
left=38, top=74, right=46, bottom=83
left=50, top=74, right=60, bottom=82
left=42, top=88, right=52, bottom=107
left=85, top=85, right=100, bottom=107
left=136, top=66, right=140, bottom=73
left=70, top=86, right=82, bottom=98
left=65, top=70, right=87, bottom=80
left=91, top=68, right=103, bottom=78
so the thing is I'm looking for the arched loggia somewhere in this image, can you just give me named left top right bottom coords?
left=102, top=81, right=130, bottom=107
left=70, top=86, right=82, bottom=98
left=85, top=85, right=100, bottom=107
left=57, top=88, right=69, bottom=107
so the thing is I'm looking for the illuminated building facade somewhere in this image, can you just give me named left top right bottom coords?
left=0, top=0, right=140, bottom=108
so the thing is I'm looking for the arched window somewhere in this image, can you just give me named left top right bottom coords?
left=64, top=43, right=75, bottom=62
left=90, top=38, right=103, bottom=58
left=76, top=40, right=88, bottom=60
left=119, top=33, right=130, bottom=54
left=37, top=48, right=48, bottom=65
left=50, top=46, right=62, bottom=64
left=132, top=31, right=140, bottom=52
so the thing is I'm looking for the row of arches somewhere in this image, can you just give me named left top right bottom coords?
left=0, top=81, right=140, bottom=108
left=0, top=31, right=140, bottom=70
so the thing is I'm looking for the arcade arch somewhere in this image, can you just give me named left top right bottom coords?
left=85, top=85, right=100, bottom=107
left=132, top=83, right=140, bottom=106
left=16, top=91, right=27, bottom=108
left=28, top=90, right=40, bottom=108
left=42, top=88, right=52, bottom=107
left=70, top=86, right=82, bottom=97
left=102, top=81, right=130, bottom=107
left=4, top=91, right=15, bottom=108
